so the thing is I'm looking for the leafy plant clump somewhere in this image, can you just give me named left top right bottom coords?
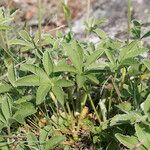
left=0, top=6, right=150, bottom=150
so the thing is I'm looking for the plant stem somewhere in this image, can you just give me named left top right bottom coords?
left=108, top=73, right=117, bottom=112
left=86, top=0, right=91, bottom=39
left=88, top=93, right=101, bottom=124
left=127, top=0, right=132, bottom=44
left=38, top=0, right=42, bottom=50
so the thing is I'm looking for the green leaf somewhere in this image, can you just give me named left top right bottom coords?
left=135, top=123, right=150, bottom=149
left=104, top=49, right=115, bottom=65
left=94, top=28, right=107, bottom=39
left=64, top=145, right=71, bottom=150
left=0, top=83, right=12, bottom=94
left=43, top=50, right=53, bottom=75
left=0, top=26, right=11, bottom=30
left=45, top=135, right=66, bottom=150
left=85, top=74, right=99, bottom=84
left=119, top=41, right=149, bottom=61
left=36, top=84, right=51, bottom=105
left=142, top=31, right=150, bottom=39
left=9, top=39, right=33, bottom=47
left=76, top=75, right=86, bottom=88
left=52, top=86, right=64, bottom=106
left=20, top=46, right=33, bottom=52
left=119, top=40, right=138, bottom=60
left=19, top=30, right=31, bottom=42
left=110, top=113, right=139, bottom=126
left=1, top=96, right=12, bottom=122
left=0, top=113, right=6, bottom=124
left=63, top=40, right=83, bottom=73
left=20, top=64, right=47, bottom=77
left=7, top=61, right=16, bottom=86
left=27, top=131, right=38, bottom=149
left=15, top=75, right=41, bottom=86
left=0, top=121, right=5, bottom=130
left=131, top=20, right=141, bottom=39
left=115, top=133, right=141, bottom=149
left=95, top=18, right=108, bottom=26
left=55, top=79, right=74, bottom=87
left=62, top=2, right=71, bottom=19
left=39, top=125, right=52, bottom=150
left=143, top=59, right=150, bottom=71
left=15, top=95, right=33, bottom=104
left=84, top=49, right=104, bottom=67
left=54, top=59, right=76, bottom=73
left=86, top=61, right=109, bottom=70
left=13, top=102, right=36, bottom=124
left=116, top=101, right=132, bottom=113
left=144, top=94, right=150, bottom=119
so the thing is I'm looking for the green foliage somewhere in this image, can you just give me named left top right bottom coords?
left=0, top=6, right=150, bottom=150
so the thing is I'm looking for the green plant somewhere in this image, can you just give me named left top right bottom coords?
left=0, top=2, right=150, bottom=149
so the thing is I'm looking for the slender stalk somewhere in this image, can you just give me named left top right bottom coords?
left=7, top=126, right=11, bottom=143
left=108, top=73, right=117, bottom=112
left=86, top=0, right=91, bottom=39
left=88, top=94, right=101, bottom=124
left=49, top=92, right=59, bottom=113
left=37, top=0, right=42, bottom=50
left=127, top=0, right=132, bottom=44
left=66, top=102, right=75, bottom=131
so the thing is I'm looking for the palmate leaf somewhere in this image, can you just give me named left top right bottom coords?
left=142, top=30, right=150, bottom=39
left=0, top=121, right=5, bottom=131
left=0, top=113, right=6, bottom=124
left=119, top=40, right=149, bottom=61
left=119, top=40, right=138, bottom=60
left=52, top=86, right=64, bottom=106
left=36, top=84, right=51, bottom=105
left=53, top=59, right=76, bottom=73
left=15, top=75, right=41, bottom=86
left=63, top=40, right=83, bottom=74
left=15, top=95, right=33, bottom=104
left=27, top=131, right=38, bottom=149
left=135, top=123, right=150, bottom=149
left=144, top=94, right=150, bottom=119
left=54, top=79, right=74, bottom=87
left=0, top=83, right=12, bottom=94
left=1, top=96, right=12, bottom=122
left=39, top=125, right=52, bottom=150
left=94, top=28, right=107, bottom=39
left=9, top=39, right=33, bottom=47
left=19, top=30, right=32, bottom=42
left=115, top=133, right=146, bottom=150
left=110, top=113, right=140, bottom=126
left=42, top=50, right=53, bottom=75
left=20, top=64, right=50, bottom=83
left=45, top=135, right=66, bottom=150
left=76, top=74, right=86, bottom=88
left=6, top=60, right=16, bottom=86
left=85, top=74, right=99, bottom=84
left=143, top=59, right=150, bottom=71
left=20, top=64, right=47, bottom=77
left=13, top=102, right=36, bottom=124
left=104, top=49, right=116, bottom=66
left=0, top=26, right=12, bottom=30
left=84, top=48, right=104, bottom=68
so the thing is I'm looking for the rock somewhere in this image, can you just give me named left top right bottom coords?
left=72, top=0, right=150, bottom=41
